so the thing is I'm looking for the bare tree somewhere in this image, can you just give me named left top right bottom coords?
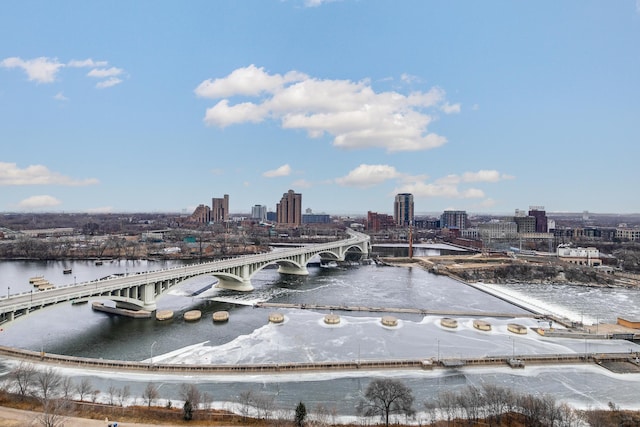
left=357, top=378, right=415, bottom=427
left=252, top=392, right=276, bottom=421
left=74, top=378, right=93, bottom=402
left=179, top=383, right=202, bottom=409
left=436, top=390, right=459, bottom=426
left=482, top=383, right=515, bottom=426
left=107, top=384, right=118, bottom=405
left=35, top=398, right=69, bottom=427
left=457, top=385, right=485, bottom=425
left=60, top=377, right=74, bottom=400
left=237, top=389, right=254, bottom=419
left=10, top=361, right=36, bottom=397
left=36, top=367, right=62, bottom=401
left=179, top=383, right=202, bottom=420
left=426, top=400, right=442, bottom=426
left=142, top=382, right=160, bottom=408
left=117, top=385, right=131, bottom=407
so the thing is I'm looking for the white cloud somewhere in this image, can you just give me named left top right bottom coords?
left=400, top=73, right=420, bottom=84
left=196, top=65, right=458, bottom=152
left=291, top=179, right=312, bottom=189
left=394, top=181, right=485, bottom=199
left=460, top=170, right=514, bottom=183
left=204, top=100, right=265, bottom=127
left=304, top=0, right=340, bottom=6
left=335, top=164, right=400, bottom=188
left=195, top=64, right=307, bottom=98
left=1, top=56, right=126, bottom=89
left=263, top=164, right=292, bottom=178
left=67, top=59, right=108, bottom=68
left=53, top=92, right=68, bottom=101
left=392, top=169, right=513, bottom=200
left=96, top=77, right=123, bottom=89
left=441, top=102, right=461, bottom=114
left=87, top=67, right=123, bottom=78
left=0, top=56, right=64, bottom=83
left=210, top=168, right=224, bottom=176
left=17, top=195, right=62, bottom=209
left=0, top=162, right=99, bottom=186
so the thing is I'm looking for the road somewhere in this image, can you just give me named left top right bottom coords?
left=0, top=405, right=190, bottom=427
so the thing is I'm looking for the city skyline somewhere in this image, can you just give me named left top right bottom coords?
left=1, top=2, right=639, bottom=215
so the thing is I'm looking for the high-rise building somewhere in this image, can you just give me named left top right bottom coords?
left=211, top=194, right=229, bottom=222
left=441, top=210, right=468, bottom=230
left=190, top=204, right=211, bottom=224
left=251, top=204, right=267, bottom=221
left=276, top=189, right=302, bottom=226
left=528, top=206, right=548, bottom=233
left=394, top=193, right=414, bottom=226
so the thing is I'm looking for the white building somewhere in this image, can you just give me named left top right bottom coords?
left=556, top=244, right=601, bottom=266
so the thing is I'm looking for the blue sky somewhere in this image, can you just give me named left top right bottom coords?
left=1, top=1, right=639, bottom=216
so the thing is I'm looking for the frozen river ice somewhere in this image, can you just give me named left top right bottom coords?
left=1, top=259, right=640, bottom=414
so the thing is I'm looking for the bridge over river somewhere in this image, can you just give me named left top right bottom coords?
left=0, top=229, right=370, bottom=323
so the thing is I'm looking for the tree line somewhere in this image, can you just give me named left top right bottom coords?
left=2, top=362, right=638, bottom=426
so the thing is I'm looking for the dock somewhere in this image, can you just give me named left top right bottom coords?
left=91, top=302, right=152, bottom=319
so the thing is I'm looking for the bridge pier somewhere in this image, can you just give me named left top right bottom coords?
left=277, top=265, right=309, bottom=276
left=215, top=277, right=254, bottom=292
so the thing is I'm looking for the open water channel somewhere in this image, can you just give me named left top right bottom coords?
left=1, top=258, right=640, bottom=418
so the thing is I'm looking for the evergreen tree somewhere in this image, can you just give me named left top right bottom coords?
left=295, top=401, right=307, bottom=427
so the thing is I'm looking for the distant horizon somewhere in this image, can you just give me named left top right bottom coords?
left=2, top=209, right=640, bottom=218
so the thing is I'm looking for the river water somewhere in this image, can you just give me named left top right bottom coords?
left=1, top=258, right=640, bottom=417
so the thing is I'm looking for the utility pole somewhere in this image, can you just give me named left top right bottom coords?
left=408, top=222, right=413, bottom=259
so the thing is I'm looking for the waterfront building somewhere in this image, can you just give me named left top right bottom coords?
left=557, top=244, right=601, bottom=266
left=441, top=210, right=468, bottom=230
left=394, top=193, right=414, bottom=226
left=251, top=204, right=267, bottom=221
left=212, top=194, right=229, bottom=222
left=276, top=189, right=302, bottom=226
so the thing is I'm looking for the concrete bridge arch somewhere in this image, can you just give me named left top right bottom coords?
left=0, top=230, right=370, bottom=320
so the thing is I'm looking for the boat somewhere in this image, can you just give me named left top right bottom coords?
left=95, top=260, right=103, bottom=266
left=63, top=268, right=72, bottom=274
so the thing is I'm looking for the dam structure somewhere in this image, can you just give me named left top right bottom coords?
left=0, top=229, right=370, bottom=322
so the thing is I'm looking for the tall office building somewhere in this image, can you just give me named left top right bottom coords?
left=211, top=194, right=229, bottom=222
left=528, top=206, right=548, bottom=233
left=441, top=210, right=468, bottom=230
left=251, top=204, right=267, bottom=221
left=394, top=193, right=414, bottom=226
left=276, top=189, right=302, bottom=226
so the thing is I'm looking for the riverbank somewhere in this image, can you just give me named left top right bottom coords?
left=383, top=254, right=640, bottom=287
